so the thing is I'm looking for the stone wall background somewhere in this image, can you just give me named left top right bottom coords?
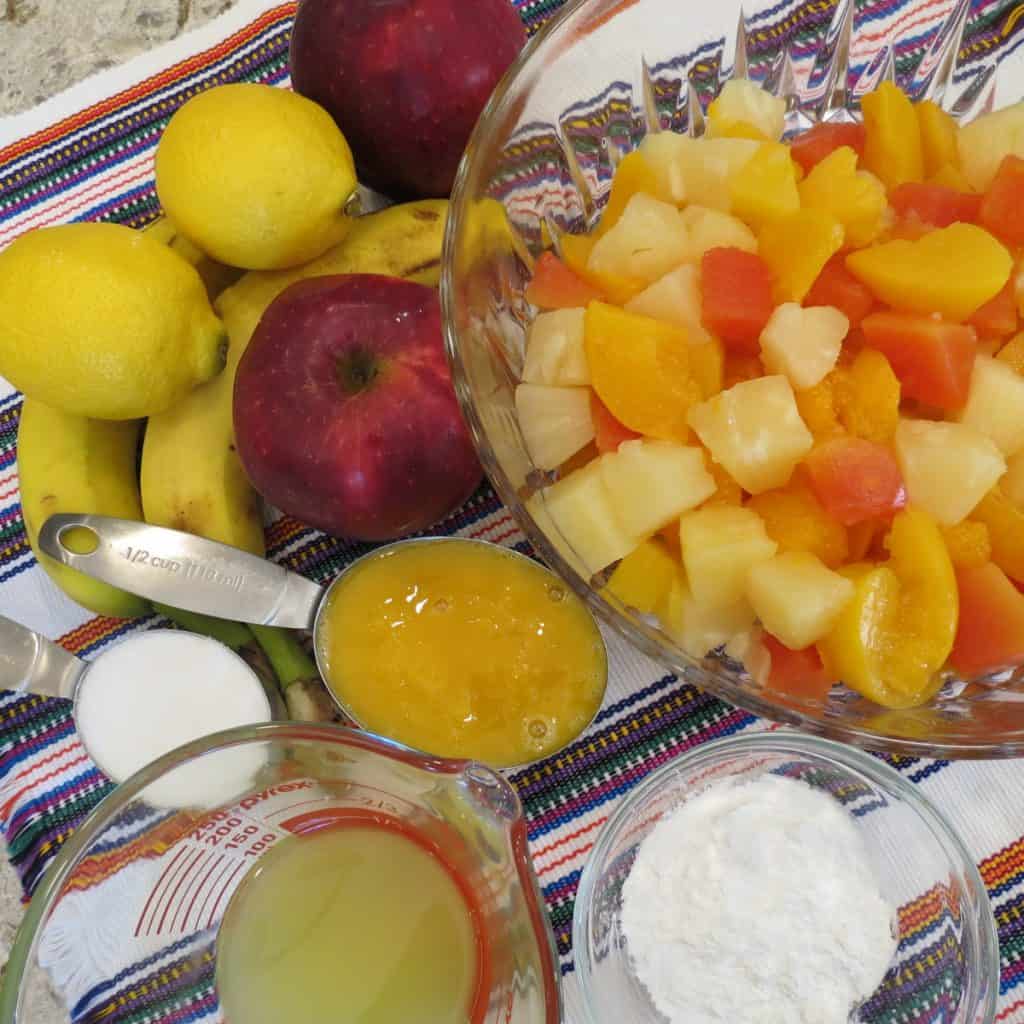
left=1, top=0, right=239, bottom=115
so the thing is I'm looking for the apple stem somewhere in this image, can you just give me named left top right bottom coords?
left=337, top=348, right=380, bottom=394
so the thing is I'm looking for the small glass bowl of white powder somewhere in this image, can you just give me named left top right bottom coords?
left=573, top=733, right=998, bottom=1024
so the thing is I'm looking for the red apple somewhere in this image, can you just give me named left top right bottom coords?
left=233, top=274, right=482, bottom=541
left=289, top=0, right=527, bottom=198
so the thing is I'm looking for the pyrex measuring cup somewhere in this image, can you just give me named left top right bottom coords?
left=1, top=723, right=561, bottom=1024
left=0, top=615, right=272, bottom=796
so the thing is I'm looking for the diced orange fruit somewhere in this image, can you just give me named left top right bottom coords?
left=701, top=460, right=745, bottom=508
left=583, top=302, right=701, bottom=442
left=747, top=481, right=849, bottom=569
left=971, top=486, right=1024, bottom=583
left=833, top=348, right=900, bottom=443
left=940, top=520, right=992, bottom=569
left=794, top=373, right=843, bottom=439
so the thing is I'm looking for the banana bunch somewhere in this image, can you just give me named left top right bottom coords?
left=17, top=200, right=448, bottom=618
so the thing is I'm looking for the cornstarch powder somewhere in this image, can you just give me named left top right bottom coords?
left=620, top=774, right=897, bottom=1023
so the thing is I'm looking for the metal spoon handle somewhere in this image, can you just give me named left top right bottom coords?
left=0, top=616, right=84, bottom=700
left=38, top=514, right=324, bottom=630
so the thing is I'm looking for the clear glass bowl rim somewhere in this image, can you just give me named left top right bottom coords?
left=440, top=0, right=1024, bottom=760
left=570, top=730, right=1000, bottom=1024
left=0, top=721, right=561, bottom=1024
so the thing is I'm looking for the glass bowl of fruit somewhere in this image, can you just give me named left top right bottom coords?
left=442, top=0, right=1024, bottom=757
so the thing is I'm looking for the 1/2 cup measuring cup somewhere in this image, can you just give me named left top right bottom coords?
left=0, top=615, right=273, bottom=801
left=0, top=722, right=562, bottom=1024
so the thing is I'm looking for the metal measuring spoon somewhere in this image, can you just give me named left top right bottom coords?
left=40, top=513, right=325, bottom=629
left=38, top=513, right=609, bottom=767
left=0, top=614, right=86, bottom=700
left=0, top=613, right=272, bottom=798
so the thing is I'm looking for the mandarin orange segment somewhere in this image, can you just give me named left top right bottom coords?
left=971, top=486, right=1024, bottom=583
left=700, top=460, right=745, bottom=507
left=940, top=520, right=992, bottom=569
left=583, top=302, right=701, bottom=442
left=747, top=482, right=849, bottom=569
left=794, top=373, right=843, bottom=439
left=834, top=348, right=901, bottom=442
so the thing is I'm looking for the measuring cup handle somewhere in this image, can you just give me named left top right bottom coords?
left=38, top=514, right=324, bottom=630
left=0, top=615, right=84, bottom=700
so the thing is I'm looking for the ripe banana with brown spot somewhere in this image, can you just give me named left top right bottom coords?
left=215, top=198, right=448, bottom=376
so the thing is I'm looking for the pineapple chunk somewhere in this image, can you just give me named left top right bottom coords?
left=680, top=205, right=757, bottom=262
left=1005, top=451, right=1024, bottom=508
left=659, top=575, right=757, bottom=659
left=531, top=460, right=637, bottom=574
left=759, top=303, right=849, bottom=391
left=640, top=133, right=760, bottom=210
left=678, top=505, right=778, bottom=611
left=522, top=308, right=589, bottom=386
left=747, top=551, right=855, bottom=650
left=894, top=419, right=1007, bottom=525
left=600, top=439, right=715, bottom=539
left=707, top=79, right=786, bottom=142
left=587, top=193, right=689, bottom=284
left=605, top=538, right=680, bottom=614
left=956, top=101, right=1024, bottom=191
left=515, top=384, right=594, bottom=470
left=688, top=376, right=814, bottom=494
left=958, top=355, right=1024, bottom=457
left=625, top=264, right=712, bottom=343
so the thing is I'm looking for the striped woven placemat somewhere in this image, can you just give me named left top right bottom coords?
left=1, top=1, right=1024, bottom=1021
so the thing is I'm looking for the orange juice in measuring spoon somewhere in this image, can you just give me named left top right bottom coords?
left=316, top=539, right=607, bottom=766
left=40, top=517, right=608, bottom=767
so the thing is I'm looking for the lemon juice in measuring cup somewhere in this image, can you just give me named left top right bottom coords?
left=12, top=726, right=560, bottom=1024
left=216, top=818, right=486, bottom=1024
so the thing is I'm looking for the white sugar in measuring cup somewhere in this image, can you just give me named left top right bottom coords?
left=0, top=617, right=272, bottom=806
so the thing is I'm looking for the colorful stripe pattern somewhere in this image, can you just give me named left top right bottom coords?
left=1, top=0, right=1024, bottom=1021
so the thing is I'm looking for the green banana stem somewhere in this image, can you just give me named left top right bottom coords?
left=250, top=625, right=338, bottom=723
left=249, top=624, right=316, bottom=688
left=153, top=602, right=252, bottom=650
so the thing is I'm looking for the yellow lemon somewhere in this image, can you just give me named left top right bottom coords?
left=0, top=222, right=226, bottom=420
left=156, top=84, right=357, bottom=270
